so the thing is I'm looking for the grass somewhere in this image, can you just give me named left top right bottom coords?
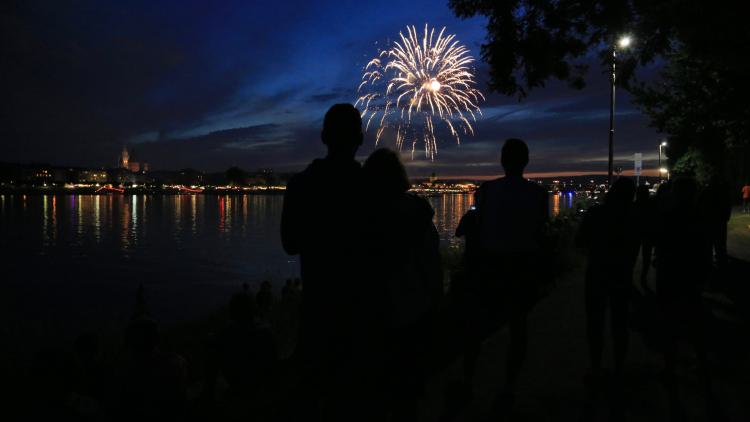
left=727, top=208, right=750, bottom=261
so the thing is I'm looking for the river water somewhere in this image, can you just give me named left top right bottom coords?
left=0, top=193, right=573, bottom=333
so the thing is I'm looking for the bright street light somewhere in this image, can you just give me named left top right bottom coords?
left=607, top=35, right=634, bottom=186
left=659, top=168, right=668, bottom=174
left=658, top=140, right=668, bottom=183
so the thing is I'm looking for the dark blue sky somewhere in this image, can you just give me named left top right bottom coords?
left=2, top=0, right=661, bottom=178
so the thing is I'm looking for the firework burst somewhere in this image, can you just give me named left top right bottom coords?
left=356, top=24, right=484, bottom=159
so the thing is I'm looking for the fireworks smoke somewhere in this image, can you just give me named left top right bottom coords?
left=356, top=24, right=484, bottom=159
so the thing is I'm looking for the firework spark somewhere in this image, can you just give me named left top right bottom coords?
left=355, top=24, right=484, bottom=159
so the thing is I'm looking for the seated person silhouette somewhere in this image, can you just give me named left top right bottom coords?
left=209, top=287, right=276, bottom=401
left=469, top=138, right=548, bottom=409
left=281, top=103, right=367, bottom=420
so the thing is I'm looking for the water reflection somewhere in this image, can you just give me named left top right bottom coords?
left=550, top=192, right=576, bottom=217
left=552, top=193, right=560, bottom=216
left=3, top=192, right=570, bottom=288
left=427, top=193, right=474, bottom=248
left=1, top=192, right=578, bottom=328
left=94, top=195, right=101, bottom=242
left=190, top=195, right=197, bottom=234
left=121, top=196, right=131, bottom=253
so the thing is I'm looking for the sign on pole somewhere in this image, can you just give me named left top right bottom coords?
left=634, top=153, right=642, bottom=185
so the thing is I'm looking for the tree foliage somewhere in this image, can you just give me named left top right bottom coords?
left=450, top=0, right=750, bottom=177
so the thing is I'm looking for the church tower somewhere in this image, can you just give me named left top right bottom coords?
left=119, top=146, right=130, bottom=169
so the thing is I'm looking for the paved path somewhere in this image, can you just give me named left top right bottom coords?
left=422, top=228, right=750, bottom=422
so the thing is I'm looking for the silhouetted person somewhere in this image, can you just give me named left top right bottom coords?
left=633, top=184, right=656, bottom=290
left=362, top=148, right=442, bottom=421
left=699, top=177, right=732, bottom=267
left=742, top=182, right=750, bottom=213
left=280, top=103, right=366, bottom=420
left=208, top=287, right=276, bottom=403
left=576, top=178, right=638, bottom=386
left=470, top=138, right=548, bottom=411
left=256, top=280, right=274, bottom=319
left=282, top=278, right=294, bottom=303
left=442, top=198, right=485, bottom=419
left=116, top=287, right=188, bottom=421
left=455, top=202, right=480, bottom=270
left=74, top=331, right=110, bottom=406
left=656, top=177, right=720, bottom=420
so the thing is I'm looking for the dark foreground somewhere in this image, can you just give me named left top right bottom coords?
left=4, top=213, right=749, bottom=421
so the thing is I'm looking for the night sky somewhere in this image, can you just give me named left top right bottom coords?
left=2, top=0, right=661, bottom=178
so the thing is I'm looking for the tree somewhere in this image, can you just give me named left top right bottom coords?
left=450, top=0, right=750, bottom=183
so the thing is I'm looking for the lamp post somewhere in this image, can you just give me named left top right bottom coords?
left=658, top=140, right=667, bottom=184
left=608, top=35, right=632, bottom=187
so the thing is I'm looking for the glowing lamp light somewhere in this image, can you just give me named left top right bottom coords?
left=660, top=141, right=668, bottom=147
left=618, top=36, right=632, bottom=48
left=659, top=168, right=669, bottom=174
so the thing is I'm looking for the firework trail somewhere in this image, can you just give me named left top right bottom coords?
left=356, top=24, right=484, bottom=159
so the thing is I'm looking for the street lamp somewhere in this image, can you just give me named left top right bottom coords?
left=608, top=35, right=633, bottom=187
left=658, top=140, right=667, bottom=184
left=659, top=167, right=669, bottom=181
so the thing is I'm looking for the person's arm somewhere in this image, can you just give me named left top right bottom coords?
left=280, top=176, right=302, bottom=255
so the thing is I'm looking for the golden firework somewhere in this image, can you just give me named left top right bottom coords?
left=356, top=24, right=484, bottom=159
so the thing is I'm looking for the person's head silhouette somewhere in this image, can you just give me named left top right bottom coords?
left=605, top=177, right=636, bottom=208
left=672, top=177, right=697, bottom=207
left=363, top=148, right=410, bottom=196
left=321, top=103, right=363, bottom=160
left=501, top=138, right=529, bottom=177
left=636, top=184, right=650, bottom=203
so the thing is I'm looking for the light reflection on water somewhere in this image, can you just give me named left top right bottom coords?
left=427, top=193, right=473, bottom=248
left=0, top=192, right=572, bottom=327
left=3, top=192, right=573, bottom=273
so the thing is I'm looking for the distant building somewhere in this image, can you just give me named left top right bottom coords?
left=107, top=167, right=145, bottom=185
left=119, top=145, right=148, bottom=173
left=76, top=169, right=108, bottom=183
left=119, top=146, right=130, bottom=169
left=22, top=165, right=54, bottom=184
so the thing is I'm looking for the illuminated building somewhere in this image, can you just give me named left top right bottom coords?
left=119, top=145, right=130, bottom=169
left=76, top=169, right=108, bottom=183
left=119, top=145, right=148, bottom=173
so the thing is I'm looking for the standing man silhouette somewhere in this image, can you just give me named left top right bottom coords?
left=281, top=104, right=367, bottom=421
left=473, top=138, right=548, bottom=411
